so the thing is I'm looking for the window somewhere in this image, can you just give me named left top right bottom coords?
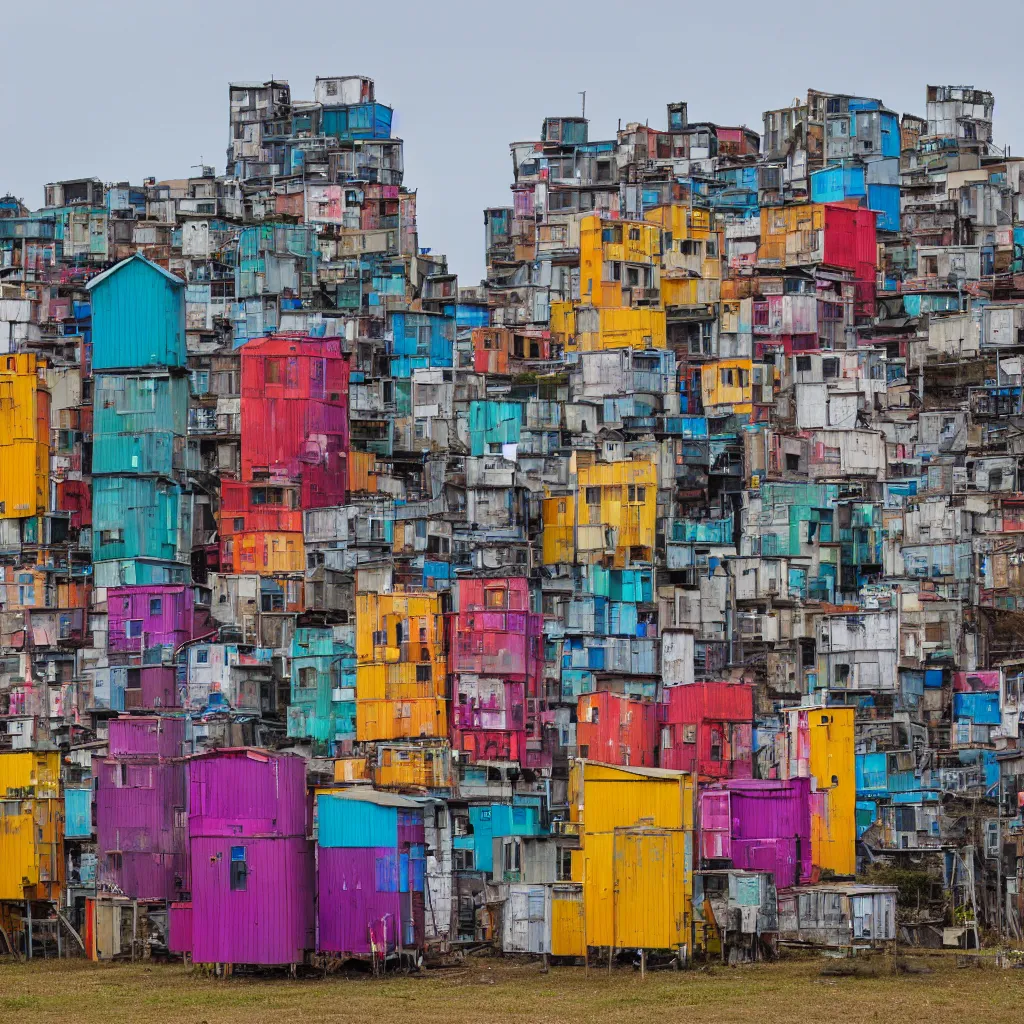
left=149, top=597, right=162, bottom=617
left=485, top=588, right=507, bottom=610
left=416, top=664, right=433, bottom=683
left=557, top=847, right=573, bottom=881
left=710, top=727, right=723, bottom=762
left=822, top=358, right=839, bottom=379
left=585, top=487, right=601, bottom=506
left=796, top=356, right=812, bottom=372
left=230, top=846, right=248, bottom=890
left=126, top=620, right=143, bottom=639
left=503, top=840, right=521, bottom=874
left=265, top=359, right=282, bottom=384
left=196, top=648, right=209, bottom=664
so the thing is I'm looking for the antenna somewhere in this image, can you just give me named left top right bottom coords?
left=579, top=91, right=586, bottom=120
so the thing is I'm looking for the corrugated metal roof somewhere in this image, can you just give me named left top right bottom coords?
left=86, top=251, right=183, bottom=291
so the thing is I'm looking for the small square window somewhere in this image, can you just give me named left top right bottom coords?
left=126, top=620, right=143, bottom=639
left=196, top=648, right=209, bottom=664
left=149, top=598, right=162, bottom=617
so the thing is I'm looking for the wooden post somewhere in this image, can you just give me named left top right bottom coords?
left=640, top=948, right=646, bottom=980
left=25, top=901, right=32, bottom=960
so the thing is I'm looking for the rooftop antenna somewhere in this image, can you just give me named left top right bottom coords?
left=579, top=91, right=586, bottom=120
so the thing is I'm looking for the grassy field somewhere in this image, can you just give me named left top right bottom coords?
left=1, top=953, right=1022, bottom=1024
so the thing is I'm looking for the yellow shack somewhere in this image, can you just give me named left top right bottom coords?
left=569, top=760, right=695, bottom=956
left=782, top=705, right=857, bottom=877
left=0, top=750, right=64, bottom=902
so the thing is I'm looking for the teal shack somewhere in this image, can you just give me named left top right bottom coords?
left=287, top=627, right=356, bottom=752
left=87, top=253, right=186, bottom=370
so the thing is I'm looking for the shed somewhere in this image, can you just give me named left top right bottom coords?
left=776, top=883, right=897, bottom=947
left=315, top=788, right=425, bottom=960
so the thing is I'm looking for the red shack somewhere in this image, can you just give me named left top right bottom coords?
left=659, top=681, right=753, bottom=779
left=240, top=334, right=350, bottom=509
left=576, top=691, right=659, bottom=767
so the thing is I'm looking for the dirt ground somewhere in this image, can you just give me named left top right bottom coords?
left=0, top=951, right=1022, bottom=1024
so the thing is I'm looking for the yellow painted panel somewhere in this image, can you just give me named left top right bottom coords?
left=0, top=811, right=37, bottom=900
left=701, top=358, right=754, bottom=413
left=578, top=306, right=666, bottom=352
left=541, top=495, right=574, bottom=565
left=808, top=706, right=856, bottom=876
left=356, top=698, right=447, bottom=742
left=549, top=885, right=585, bottom=956
left=661, top=278, right=699, bottom=307
left=0, top=750, right=60, bottom=796
left=0, top=353, right=50, bottom=519
left=549, top=302, right=576, bottom=349
left=0, top=751, right=62, bottom=900
left=374, top=743, right=452, bottom=790
left=333, top=757, right=369, bottom=783
left=233, top=531, right=305, bottom=574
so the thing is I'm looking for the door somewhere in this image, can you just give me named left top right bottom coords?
left=700, top=791, right=731, bottom=859
left=527, top=886, right=547, bottom=954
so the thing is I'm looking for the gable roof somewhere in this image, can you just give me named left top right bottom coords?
left=86, top=251, right=184, bottom=291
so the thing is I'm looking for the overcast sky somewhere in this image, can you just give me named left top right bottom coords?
left=4, top=1, right=1024, bottom=282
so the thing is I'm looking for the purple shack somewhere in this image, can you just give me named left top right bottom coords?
left=700, top=778, right=813, bottom=889
left=95, top=716, right=189, bottom=901
left=173, top=749, right=313, bottom=966
left=107, top=585, right=200, bottom=654
left=106, top=585, right=214, bottom=709
left=316, top=789, right=425, bottom=962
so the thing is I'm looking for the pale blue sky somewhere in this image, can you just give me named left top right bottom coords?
left=4, top=0, right=1024, bottom=282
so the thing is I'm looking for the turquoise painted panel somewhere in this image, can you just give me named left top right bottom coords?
left=469, top=401, right=523, bottom=456
left=65, top=788, right=92, bottom=838
left=318, top=795, right=397, bottom=848
left=92, top=477, right=187, bottom=563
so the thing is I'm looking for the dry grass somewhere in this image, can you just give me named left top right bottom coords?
left=1, top=952, right=1022, bottom=1024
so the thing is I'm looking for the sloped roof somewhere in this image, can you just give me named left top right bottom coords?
left=86, top=251, right=184, bottom=291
